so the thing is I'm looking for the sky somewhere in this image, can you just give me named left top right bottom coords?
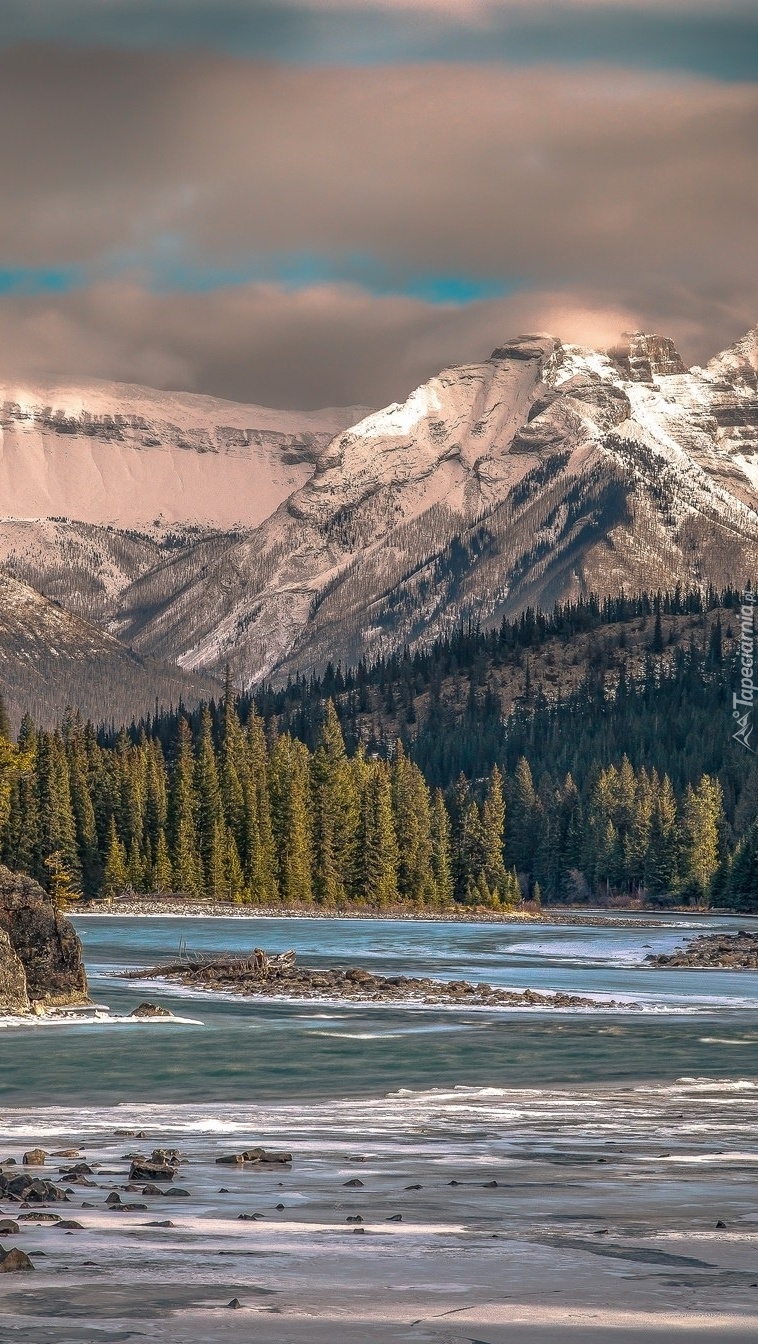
left=0, top=1, right=756, bottom=408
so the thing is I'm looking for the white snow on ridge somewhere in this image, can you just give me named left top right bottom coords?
left=0, top=377, right=370, bottom=531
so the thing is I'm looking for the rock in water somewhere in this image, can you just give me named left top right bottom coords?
left=22, top=1150, right=46, bottom=1167
left=0, top=867, right=88, bottom=1011
left=0, top=1246, right=35, bottom=1273
left=128, top=1002, right=174, bottom=1018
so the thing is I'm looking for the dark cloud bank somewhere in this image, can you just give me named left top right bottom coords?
left=0, top=45, right=755, bottom=407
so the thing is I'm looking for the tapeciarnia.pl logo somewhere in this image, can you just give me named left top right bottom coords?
left=733, top=588, right=756, bottom=753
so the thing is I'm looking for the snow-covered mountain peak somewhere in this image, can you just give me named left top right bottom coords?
left=606, top=332, right=687, bottom=382
left=704, top=325, right=758, bottom=390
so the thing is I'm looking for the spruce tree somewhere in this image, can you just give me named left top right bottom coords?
left=310, top=702, right=360, bottom=905
left=481, top=766, right=508, bottom=900
left=167, top=719, right=202, bottom=896
left=102, top=816, right=128, bottom=898
left=361, top=761, right=400, bottom=906
left=430, top=789, right=454, bottom=906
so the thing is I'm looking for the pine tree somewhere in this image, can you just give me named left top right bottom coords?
left=646, top=774, right=679, bottom=897
left=269, top=734, right=313, bottom=905
left=167, top=719, right=202, bottom=896
left=152, top=828, right=173, bottom=893
left=102, top=816, right=128, bottom=898
left=481, top=766, right=508, bottom=900
left=679, top=775, right=723, bottom=903
left=508, top=757, right=538, bottom=874
left=224, top=828, right=247, bottom=902
left=361, top=761, right=399, bottom=906
left=430, top=789, right=454, bottom=906
left=310, top=702, right=360, bottom=905
left=390, top=743, right=436, bottom=905
left=194, top=708, right=223, bottom=894
left=35, top=731, right=81, bottom=892
left=243, top=710, right=278, bottom=903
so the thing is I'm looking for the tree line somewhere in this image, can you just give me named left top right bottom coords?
left=0, top=694, right=519, bottom=909
left=0, top=683, right=747, bottom=909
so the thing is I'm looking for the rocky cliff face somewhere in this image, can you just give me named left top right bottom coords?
left=109, top=326, right=758, bottom=684
left=0, top=868, right=89, bottom=1013
left=2, top=326, right=758, bottom=695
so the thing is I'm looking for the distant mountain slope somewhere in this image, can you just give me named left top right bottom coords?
left=0, top=377, right=369, bottom=530
left=113, top=328, right=758, bottom=684
left=0, top=571, right=219, bottom=728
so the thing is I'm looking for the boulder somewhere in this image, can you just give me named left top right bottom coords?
left=0, top=929, right=29, bottom=1014
left=0, top=1173, right=68, bottom=1203
left=22, top=1149, right=46, bottom=1167
left=0, top=1220, right=20, bottom=1234
left=128, top=1002, right=174, bottom=1019
left=216, top=1148, right=292, bottom=1166
left=0, top=1246, right=34, bottom=1272
left=0, top=867, right=88, bottom=1010
left=151, top=1148, right=181, bottom=1168
left=128, top=1160, right=176, bottom=1183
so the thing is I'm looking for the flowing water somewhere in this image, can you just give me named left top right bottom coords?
left=1, top=914, right=757, bottom=1342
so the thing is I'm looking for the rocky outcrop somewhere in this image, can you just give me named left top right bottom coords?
left=0, top=929, right=29, bottom=1014
left=0, top=867, right=89, bottom=1013
left=608, top=332, right=686, bottom=382
left=647, top=929, right=758, bottom=969
left=126, top=948, right=618, bottom=1010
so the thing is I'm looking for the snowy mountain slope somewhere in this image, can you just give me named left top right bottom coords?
left=0, top=570, right=219, bottom=729
left=0, top=377, right=370, bottom=530
left=112, top=327, right=758, bottom=684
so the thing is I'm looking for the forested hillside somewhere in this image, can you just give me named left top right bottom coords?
left=0, top=586, right=755, bottom=911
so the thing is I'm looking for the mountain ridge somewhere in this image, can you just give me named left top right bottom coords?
left=1, top=325, right=757, bottom=705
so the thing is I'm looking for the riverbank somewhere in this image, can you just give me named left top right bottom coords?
left=76, top=895, right=738, bottom=929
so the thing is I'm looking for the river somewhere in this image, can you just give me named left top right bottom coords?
left=1, top=913, right=757, bottom=1343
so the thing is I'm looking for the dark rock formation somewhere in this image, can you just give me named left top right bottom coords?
left=0, top=866, right=88, bottom=1012
left=647, top=929, right=758, bottom=969
left=0, top=1171, right=69, bottom=1204
left=0, top=929, right=29, bottom=1014
left=128, top=1001, right=174, bottom=1018
left=129, top=1150, right=181, bottom=1182
left=0, top=1247, right=35, bottom=1273
left=216, top=1148, right=292, bottom=1166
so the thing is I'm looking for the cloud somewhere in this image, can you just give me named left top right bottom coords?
left=0, top=49, right=755, bottom=405
left=0, top=3, right=756, bottom=81
left=0, top=276, right=755, bottom=410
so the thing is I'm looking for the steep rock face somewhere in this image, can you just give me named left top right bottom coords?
left=112, top=327, right=758, bottom=683
left=608, top=332, right=686, bottom=382
left=0, top=929, right=29, bottom=1014
left=4, top=325, right=758, bottom=694
left=0, top=868, right=88, bottom=1010
left=0, top=378, right=370, bottom=531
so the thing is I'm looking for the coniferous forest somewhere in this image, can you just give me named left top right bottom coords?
left=0, top=588, right=756, bottom=912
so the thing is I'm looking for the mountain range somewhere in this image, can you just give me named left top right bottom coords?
left=1, top=325, right=757, bottom=722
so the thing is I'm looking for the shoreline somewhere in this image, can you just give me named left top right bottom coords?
left=72, top=897, right=752, bottom=929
